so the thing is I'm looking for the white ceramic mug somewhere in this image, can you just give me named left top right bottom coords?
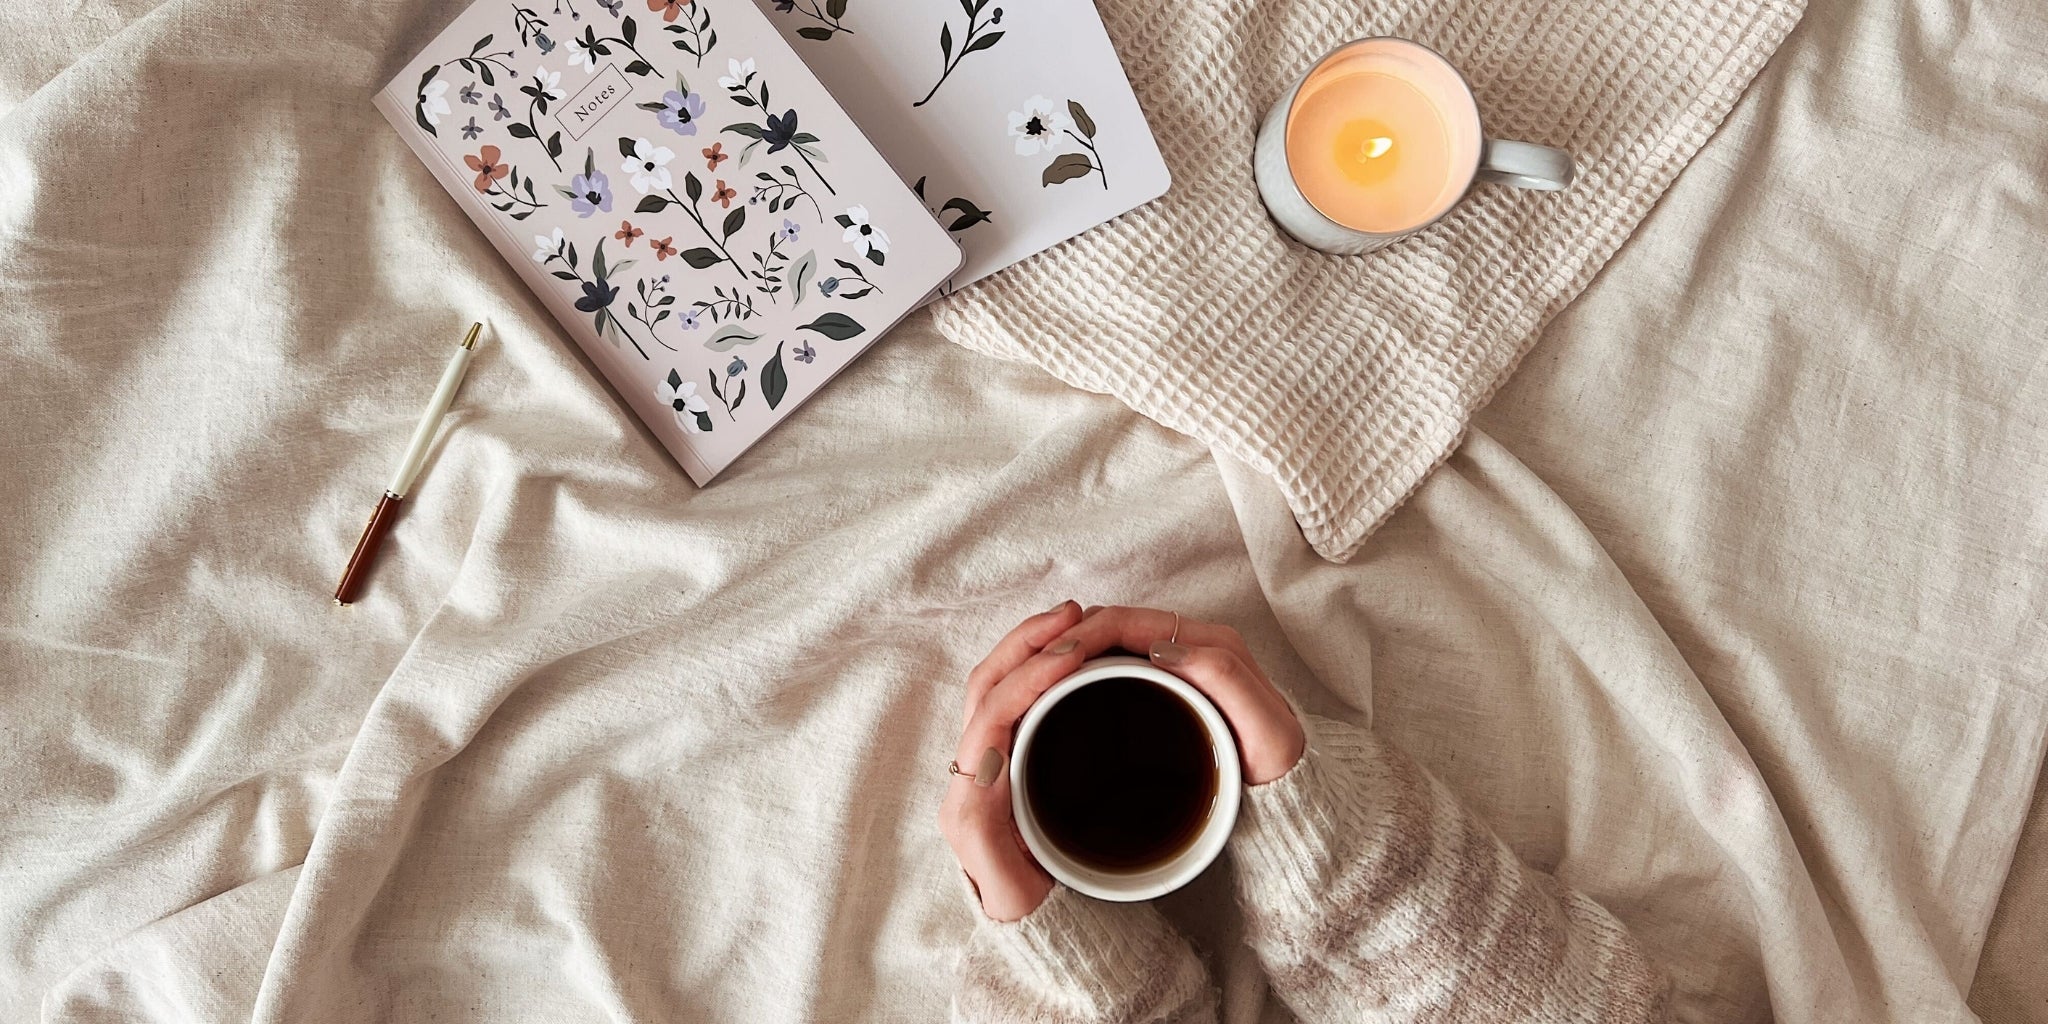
left=1253, top=37, right=1575, bottom=254
left=1010, top=656, right=1243, bottom=902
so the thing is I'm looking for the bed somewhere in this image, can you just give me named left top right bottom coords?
left=1, top=0, right=2042, bottom=1020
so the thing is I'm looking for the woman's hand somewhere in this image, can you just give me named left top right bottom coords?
left=939, top=602, right=1307, bottom=921
left=939, top=601, right=1093, bottom=922
left=1055, top=606, right=1306, bottom=785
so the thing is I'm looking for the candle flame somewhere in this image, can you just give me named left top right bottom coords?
left=1360, top=136, right=1394, bottom=160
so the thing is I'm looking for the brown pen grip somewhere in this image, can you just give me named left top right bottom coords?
left=334, top=492, right=403, bottom=605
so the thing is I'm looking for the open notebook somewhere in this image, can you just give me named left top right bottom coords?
left=376, top=0, right=1166, bottom=482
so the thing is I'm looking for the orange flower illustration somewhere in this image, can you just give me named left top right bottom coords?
left=463, top=145, right=510, bottom=193
left=615, top=220, right=644, bottom=247
left=712, top=179, right=737, bottom=207
left=702, top=142, right=728, bottom=171
left=652, top=236, right=678, bottom=260
left=648, top=0, right=690, bottom=23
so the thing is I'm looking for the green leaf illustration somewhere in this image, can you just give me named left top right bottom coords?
left=637, top=194, right=672, bottom=213
left=679, top=247, right=723, bottom=268
left=704, top=324, right=763, bottom=351
left=939, top=22, right=953, bottom=61
left=1067, top=99, right=1097, bottom=140
left=624, top=60, right=653, bottom=77
left=826, top=0, right=847, bottom=17
left=686, top=173, right=703, bottom=203
left=790, top=250, right=817, bottom=307
left=1042, top=152, right=1095, bottom=186
left=508, top=122, right=536, bottom=139
left=940, top=197, right=992, bottom=231
left=762, top=342, right=789, bottom=409
left=622, top=15, right=638, bottom=44
left=619, top=137, right=638, bottom=158
left=722, top=206, right=746, bottom=240
left=695, top=410, right=715, bottom=432
left=797, top=312, right=864, bottom=341
left=963, top=30, right=1004, bottom=56
left=723, top=123, right=766, bottom=139
left=798, top=27, right=833, bottom=40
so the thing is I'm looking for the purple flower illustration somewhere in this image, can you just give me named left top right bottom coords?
left=779, top=218, right=800, bottom=242
left=655, top=90, right=706, bottom=137
left=460, top=116, right=483, bottom=140
left=761, top=109, right=799, bottom=153
left=575, top=278, right=619, bottom=313
left=793, top=340, right=816, bottom=363
left=568, top=168, right=614, bottom=217
left=488, top=93, right=511, bottom=121
left=680, top=308, right=702, bottom=330
left=460, top=82, right=482, bottom=104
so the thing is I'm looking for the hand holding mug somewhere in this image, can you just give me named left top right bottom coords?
left=940, top=603, right=1306, bottom=920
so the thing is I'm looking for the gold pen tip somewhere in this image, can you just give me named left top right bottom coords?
left=461, top=322, right=482, bottom=350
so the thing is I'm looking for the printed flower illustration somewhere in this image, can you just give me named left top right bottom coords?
left=761, top=109, right=804, bottom=153
left=837, top=205, right=890, bottom=264
left=489, top=94, right=511, bottom=120
left=533, top=66, right=565, bottom=103
left=648, top=0, right=690, bottom=22
left=419, top=78, right=451, bottom=127
left=566, top=35, right=600, bottom=73
left=652, top=236, right=678, bottom=259
left=616, top=220, right=643, bottom=246
left=465, top=145, right=511, bottom=192
left=622, top=137, right=676, bottom=193
left=575, top=278, right=620, bottom=313
left=712, top=179, right=737, bottom=207
left=818, top=276, right=839, bottom=297
left=655, top=89, right=706, bottom=136
left=461, top=117, right=483, bottom=140
left=568, top=168, right=613, bottom=217
left=702, top=142, right=728, bottom=169
left=460, top=82, right=482, bottom=104
left=793, top=340, right=816, bottom=363
left=600, top=0, right=625, bottom=14
left=658, top=370, right=712, bottom=433
left=718, top=57, right=756, bottom=91
left=727, top=356, right=748, bottom=376
left=1008, top=95, right=1066, bottom=155
left=679, top=308, right=702, bottom=329
left=532, top=227, right=566, bottom=263
left=779, top=218, right=801, bottom=242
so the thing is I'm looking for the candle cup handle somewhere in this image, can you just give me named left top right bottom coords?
left=1477, top=139, right=1574, bottom=191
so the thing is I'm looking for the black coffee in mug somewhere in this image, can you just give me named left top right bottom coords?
left=1023, top=676, right=1220, bottom=872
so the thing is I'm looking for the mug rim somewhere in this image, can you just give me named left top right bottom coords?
left=1279, top=35, right=1486, bottom=239
left=1010, top=655, right=1243, bottom=903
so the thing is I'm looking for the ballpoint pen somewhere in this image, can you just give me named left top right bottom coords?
left=333, top=322, right=483, bottom=605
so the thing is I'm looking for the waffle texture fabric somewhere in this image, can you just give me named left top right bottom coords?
left=930, top=0, right=1806, bottom=560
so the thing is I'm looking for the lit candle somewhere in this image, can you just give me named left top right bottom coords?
left=1254, top=38, right=1573, bottom=253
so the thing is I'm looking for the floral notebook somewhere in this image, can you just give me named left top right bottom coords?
left=374, top=0, right=961, bottom=484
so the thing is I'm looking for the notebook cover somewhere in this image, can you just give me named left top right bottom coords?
left=746, top=0, right=1171, bottom=293
left=374, top=0, right=961, bottom=483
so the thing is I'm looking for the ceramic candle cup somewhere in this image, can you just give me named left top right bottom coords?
left=1254, top=38, right=1574, bottom=253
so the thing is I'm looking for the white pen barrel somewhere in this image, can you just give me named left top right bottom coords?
left=386, top=344, right=476, bottom=498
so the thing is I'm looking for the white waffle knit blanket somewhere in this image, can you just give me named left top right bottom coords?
left=931, top=0, right=1805, bottom=560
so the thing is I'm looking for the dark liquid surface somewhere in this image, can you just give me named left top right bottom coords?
left=1024, top=677, right=1219, bottom=872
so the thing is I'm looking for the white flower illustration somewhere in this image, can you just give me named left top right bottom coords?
left=839, top=205, right=890, bottom=258
left=419, top=79, right=451, bottom=127
left=531, top=227, right=565, bottom=264
left=565, top=36, right=600, bottom=74
left=533, top=66, right=565, bottom=102
left=658, top=374, right=710, bottom=433
left=1007, top=95, right=1067, bottom=156
left=718, top=57, right=756, bottom=92
left=621, top=138, right=676, bottom=195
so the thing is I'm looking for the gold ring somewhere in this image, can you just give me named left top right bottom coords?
left=1170, top=611, right=1181, bottom=644
left=948, top=760, right=968, bottom=779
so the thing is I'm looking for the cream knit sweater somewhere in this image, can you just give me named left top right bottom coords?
left=951, top=715, right=1669, bottom=1022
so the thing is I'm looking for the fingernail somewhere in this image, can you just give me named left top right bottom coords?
left=1150, top=641, right=1189, bottom=666
left=973, top=747, right=1004, bottom=787
left=1047, top=638, right=1078, bottom=655
left=1045, top=599, right=1072, bottom=615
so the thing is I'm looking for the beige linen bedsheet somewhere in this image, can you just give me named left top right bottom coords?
left=1, top=0, right=2043, bottom=1021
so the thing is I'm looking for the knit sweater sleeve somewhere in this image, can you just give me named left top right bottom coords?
left=950, top=883, right=1217, bottom=1024
left=1230, top=714, right=1671, bottom=1024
